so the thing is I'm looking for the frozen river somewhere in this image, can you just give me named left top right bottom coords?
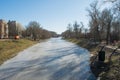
left=0, top=38, right=96, bottom=80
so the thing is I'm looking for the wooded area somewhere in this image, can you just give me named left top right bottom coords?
left=62, top=0, right=120, bottom=45
left=22, top=21, right=58, bottom=40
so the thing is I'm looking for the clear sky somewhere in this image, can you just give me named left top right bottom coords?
left=0, top=0, right=105, bottom=34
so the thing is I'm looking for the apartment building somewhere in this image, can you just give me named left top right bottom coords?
left=0, top=19, right=8, bottom=39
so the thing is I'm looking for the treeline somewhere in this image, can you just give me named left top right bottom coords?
left=62, top=21, right=87, bottom=39
left=62, top=0, right=120, bottom=44
left=22, top=21, right=57, bottom=40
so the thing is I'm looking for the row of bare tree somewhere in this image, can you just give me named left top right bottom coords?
left=61, top=21, right=87, bottom=39
left=22, top=21, right=57, bottom=40
left=62, top=0, right=120, bottom=44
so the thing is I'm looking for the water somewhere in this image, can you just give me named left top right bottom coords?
left=0, top=38, right=96, bottom=80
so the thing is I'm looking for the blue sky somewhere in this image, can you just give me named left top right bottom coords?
left=0, top=0, right=99, bottom=34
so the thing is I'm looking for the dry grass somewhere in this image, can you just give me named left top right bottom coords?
left=67, top=38, right=98, bottom=52
left=66, top=38, right=120, bottom=80
left=0, top=39, right=36, bottom=65
left=100, top=55, right=120, bottom=80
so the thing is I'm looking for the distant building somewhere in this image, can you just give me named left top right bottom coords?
left=8, top=20, right=24, bottom=38
left=8, top=20, right=17, bottom=38
left=0, top=19, right=8, bottom=39
left=0, top=19, right=24, bottom=39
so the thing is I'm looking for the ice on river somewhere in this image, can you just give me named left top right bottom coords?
left=0, top=38, right=96, bottom=80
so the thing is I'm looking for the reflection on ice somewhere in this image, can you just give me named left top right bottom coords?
left=0, top=38, right=96, bottom=80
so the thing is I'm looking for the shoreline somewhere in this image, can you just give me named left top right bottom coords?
left=0, top=39, right=37, bottom=65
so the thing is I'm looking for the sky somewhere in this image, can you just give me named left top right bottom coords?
left=0, top=0, right=111, bottom=34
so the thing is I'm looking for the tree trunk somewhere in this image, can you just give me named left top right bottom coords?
left=106, top=22, right=111, bottom=45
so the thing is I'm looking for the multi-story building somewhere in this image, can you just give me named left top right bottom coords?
left=0, top=19, right=8, bottom=39
left=0, top=19, right=24, bottom=39
left=8, top=20, right=17, bottom=38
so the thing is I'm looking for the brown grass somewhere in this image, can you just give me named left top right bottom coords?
left=67, top=38, right=98, bottom=52
left=0, top=39, right=36, bottom=65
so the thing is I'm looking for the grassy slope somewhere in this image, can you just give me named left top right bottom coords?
left=67, top=38, right=98, bottom=52
left=66, top=38, right=120, bottom=80
left=0, top=39, right=36, bottom=65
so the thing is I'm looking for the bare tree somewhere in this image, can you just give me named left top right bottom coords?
left=26, top=21, right=42, bottom=40
left=87, top=1, right=101, bottom=42
left=26, top=21, right=52, bottom=40
left=101, top=9, right=113, bottom=44
left=73, top=21, right=79, bottom=39
left=79, top=22, right=84, bottom=38
left=67, top=23, right=73, bottom=38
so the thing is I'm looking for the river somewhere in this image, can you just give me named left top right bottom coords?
left=0, top=38, right=96, bottom=80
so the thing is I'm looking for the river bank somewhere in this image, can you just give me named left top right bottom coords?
left=67, top=38, right=98, bottom=53
left=66, top=38, right=120, bottom=80
left=0, top=39, right=37, bottom=65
